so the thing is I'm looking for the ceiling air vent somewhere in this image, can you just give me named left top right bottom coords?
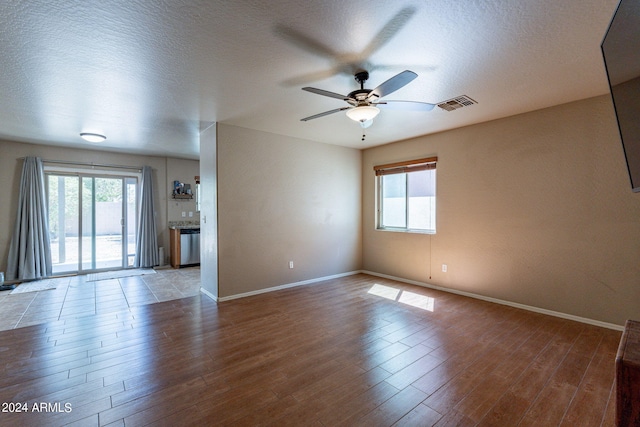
left=437, top=95, right=478, bottom=112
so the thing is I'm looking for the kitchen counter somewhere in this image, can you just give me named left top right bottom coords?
left=168, top=221, right=200, bottom=230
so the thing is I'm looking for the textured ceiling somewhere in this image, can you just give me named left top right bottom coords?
left=0, top=0, right=620, bottom=159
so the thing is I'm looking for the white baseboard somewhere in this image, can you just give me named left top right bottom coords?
left=361, top=270, right=625, bottom=331
left=217, top=270, right=361, bottom=302
left=199, top=268, right=623, bottom=331
left=199, top=287, right=218, bottom=302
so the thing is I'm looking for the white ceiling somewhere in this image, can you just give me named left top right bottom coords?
left=0, top=0, right=620, bottom=159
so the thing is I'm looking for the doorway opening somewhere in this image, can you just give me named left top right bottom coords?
left=46, top=169, right=139, bottom=275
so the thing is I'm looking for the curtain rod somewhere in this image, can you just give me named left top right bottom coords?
left=18, top=157, right=142, bottom=171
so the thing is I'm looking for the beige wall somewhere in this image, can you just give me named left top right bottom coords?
left=0, top=139, right=197, bottom=274
left=362, top=95, right=640, bottom=326
left=216, top=124, right=362, bottom=298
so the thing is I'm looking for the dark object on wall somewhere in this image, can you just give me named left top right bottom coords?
left=602, top=0, right=640, bottom=192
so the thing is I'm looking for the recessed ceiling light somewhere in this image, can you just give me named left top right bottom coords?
left=80, top=132, right=106, bottom=143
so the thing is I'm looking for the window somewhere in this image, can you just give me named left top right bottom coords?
left=375, top=157, right=437, bottom=233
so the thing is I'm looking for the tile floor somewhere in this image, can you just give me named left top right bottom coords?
left=0, top=267, right=200, bottom=331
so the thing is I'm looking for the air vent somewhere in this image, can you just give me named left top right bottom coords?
left=437, top=95, right=478, bottom=112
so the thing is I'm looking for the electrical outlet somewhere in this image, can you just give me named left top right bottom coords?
left=289, top=261, right=294, bottom=269
left=442, top=264, right=448, bottom=273
left=181, top=211, right=186, bottom=218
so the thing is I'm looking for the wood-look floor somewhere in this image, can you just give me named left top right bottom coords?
left=0, top=273, right=620, bottom=426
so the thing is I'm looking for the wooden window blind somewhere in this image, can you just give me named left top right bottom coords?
left=373, top=156, right=437, bottom=176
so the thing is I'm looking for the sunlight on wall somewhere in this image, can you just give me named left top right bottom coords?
left=367, top=284, right=435, bottom=311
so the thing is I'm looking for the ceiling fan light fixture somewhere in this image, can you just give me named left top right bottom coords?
left=80, top=132, right=106, bottom=143
left=346, top=105, right=380, bottom=123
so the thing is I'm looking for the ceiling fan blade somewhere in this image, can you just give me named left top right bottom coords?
left=369, top=63, right=437, bottom=74
left=367, top=70, right=418, bottom=101
left=376, top=100, right=436, bottom=111
left=283, top=68, right=342, bottom=86
left=302, top=87, right=353, bottom=101
left=360, top=7, right=417, bottom=59
left=301, top=107, right=350, bottom=121
left=274, top=24, right=338, bottom=60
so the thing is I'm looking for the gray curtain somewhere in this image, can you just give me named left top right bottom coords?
left=7, top=157, right=52, bottom=280
left=134, top=166, right=158, bottom=268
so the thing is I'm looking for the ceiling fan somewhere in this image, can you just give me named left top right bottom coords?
left=276, top=6, right=424, bottom=86
left=300, top=70, right=435, bottom=128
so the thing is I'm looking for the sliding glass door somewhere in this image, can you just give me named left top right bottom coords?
left=47, top=172, right=138, bottom=274
left=48, top=175, right=80, bottom=273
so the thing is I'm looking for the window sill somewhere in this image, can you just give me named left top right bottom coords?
left=376, top=227, right=435, bottom=235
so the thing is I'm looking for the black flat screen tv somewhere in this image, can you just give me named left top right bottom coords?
left=602, top=0, right=640, bottom=192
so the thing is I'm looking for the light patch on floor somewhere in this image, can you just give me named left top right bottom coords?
left=368, top=283, right=435, bottom=312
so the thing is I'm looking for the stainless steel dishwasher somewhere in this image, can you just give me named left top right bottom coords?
left=179, top=228, right=200, bottom=266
